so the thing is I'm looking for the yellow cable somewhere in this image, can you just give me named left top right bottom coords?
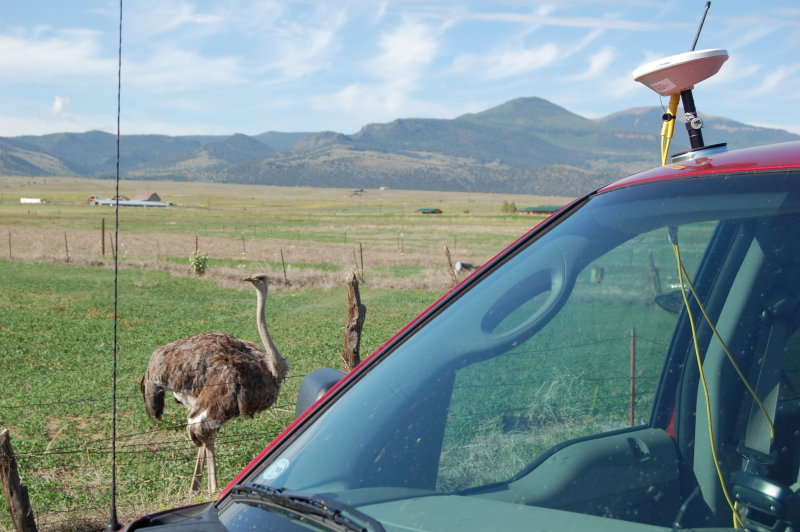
left=679, top=262, right=775, bottom=442
left=672, top=242, right=744, bottom=528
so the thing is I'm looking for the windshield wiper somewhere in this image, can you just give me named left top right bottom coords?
left=227, top=482, right=386, bottom=532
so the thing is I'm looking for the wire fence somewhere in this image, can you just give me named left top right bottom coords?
left=0, top=373, right=306, bottom=531
left=0, top=332, right=668, bottom=531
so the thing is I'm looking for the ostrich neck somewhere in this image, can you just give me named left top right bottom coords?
left=255, top=289, right=279, bottom=358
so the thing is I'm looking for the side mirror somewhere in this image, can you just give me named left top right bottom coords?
left=655, top=290, right=683, bottom=314
left=295, top=367, right=347, bottom=418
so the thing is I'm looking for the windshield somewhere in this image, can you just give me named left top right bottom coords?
left=228, top=170, right=800, bottom=531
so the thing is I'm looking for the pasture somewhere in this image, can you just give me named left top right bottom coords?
left=0, top=176, right=570, bottom=530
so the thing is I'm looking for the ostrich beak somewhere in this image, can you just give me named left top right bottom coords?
left=242, top=275, right=268, bottom=285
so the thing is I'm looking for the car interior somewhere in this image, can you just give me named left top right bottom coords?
left=249, top=173, right=800, bottom=532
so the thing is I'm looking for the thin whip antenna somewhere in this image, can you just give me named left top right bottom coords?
left=691, top=1, right=711, bottom=51
left=106, top=0, right=123, bottom=530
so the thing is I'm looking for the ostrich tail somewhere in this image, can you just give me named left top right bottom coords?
left=141, top=375, right=165, bottom=420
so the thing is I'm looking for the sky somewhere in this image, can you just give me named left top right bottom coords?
left=1, top=1, right=799, bottom=138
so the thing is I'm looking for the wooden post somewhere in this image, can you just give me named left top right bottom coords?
left=0, top=429, right=37, bottom=532
left=351, top=243, right=365, bottom=282
left=63, top=232, right=69, bottom=263
left=342, top=272, right=367, bottom=371
left=443, top=245, right=458, bottom=285
left=359, top=243, right=364, bottom=279
left=101, top=218, right=105, bottom=257
left=7, top=229, right=11, bottom=260
left=629, top=328, right=637, bottom=427
left=241, top=234, right=247, bottom=258
left=279, top=248, right=288, bottom=285
left=195, top=235, right=199, bottom=254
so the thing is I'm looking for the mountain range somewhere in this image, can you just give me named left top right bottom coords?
left=2, top=97, right=797, bottom=197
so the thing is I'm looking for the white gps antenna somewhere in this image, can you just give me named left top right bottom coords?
left=632, top=2, right=728, bottom=163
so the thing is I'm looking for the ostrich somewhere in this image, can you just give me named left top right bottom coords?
left=141, top=274, right=287, bottom=494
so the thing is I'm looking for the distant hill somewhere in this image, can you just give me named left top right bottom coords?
left=2, top=97, right=796, bottom=196
left=597, top=107, right=800, bottom=154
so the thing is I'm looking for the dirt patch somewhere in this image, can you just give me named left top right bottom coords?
left=3, top=226, right=484, bottom=291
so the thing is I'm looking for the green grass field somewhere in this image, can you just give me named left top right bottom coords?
left=0, top=177, right=573, bottom=530
left=0, top=259, right=440, bottom=530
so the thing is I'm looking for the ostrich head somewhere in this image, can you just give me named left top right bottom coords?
left=243, top=274, right=269, bottom=292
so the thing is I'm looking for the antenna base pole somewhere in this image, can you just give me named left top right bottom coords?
left=680, top=89, right=705, bottom=150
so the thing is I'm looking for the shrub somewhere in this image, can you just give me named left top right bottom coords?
left=500, top=200, right=518, bottom=214
left=189, top=251, right=208, bottom=275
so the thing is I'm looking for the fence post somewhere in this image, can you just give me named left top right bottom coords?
left=443, top=245, right=458, bottom=285
left=351, top=244, right=365, bottom=282
left=101, top=218, right=105, bottom=257
left=279, top=248, right=288, bottom=285
left=63, top=232, right=70, bottom=263
left=342, top=272, right=367, bottom=371
left=359, top=243, right=364, bottom=280
left=0, top=429, right=37, bottom=532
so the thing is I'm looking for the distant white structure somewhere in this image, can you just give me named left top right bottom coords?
left=89, top=194, right=171, bottom=207
left=20, top=197, right=45, bottom=204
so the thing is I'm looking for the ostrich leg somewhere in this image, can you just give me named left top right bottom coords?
left=191, top=445, right=206, bottom=493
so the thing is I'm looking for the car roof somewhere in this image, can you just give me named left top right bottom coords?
left=600, top=140, right=800, bottom=193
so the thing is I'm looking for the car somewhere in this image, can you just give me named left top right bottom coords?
left=122, top=55, right=800, bottom=531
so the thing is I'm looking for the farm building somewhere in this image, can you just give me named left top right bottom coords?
left=20, top=197, right=46, bottom=204
left=134, top=192, right=162, bottom=202
left=518, top=205, right=561, bottom=215
left=416, top=208, right=443, bottom=215
left=89, top=194, right=171, bottom=207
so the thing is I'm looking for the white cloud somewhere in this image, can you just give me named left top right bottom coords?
left=0, top=29, right=113, bottom=81
left=314, top=18, right=441, bottom=128
left=123, top=0, right=228, bottom=42
left=746, top=65, right=800, bottom=97
left=368, top=19, right=439, bottom=83
left=51, top=96, right=70, bottom=118
left=0, top=107, right=115, bottom=136
left=486, top=44, right=560, bottom=78
left=570, top=46, right=615, bottom=80
left=263, top=9, right=347, bottom=82
left=467, top=11, right=675, bottom=32
left=451, top=39, right=581, bottom=81
left=449, top=21, right=605, bottom=82
left=563, top=27, right=606, bottom=57
left=124, top=48, right=247, bottom=92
